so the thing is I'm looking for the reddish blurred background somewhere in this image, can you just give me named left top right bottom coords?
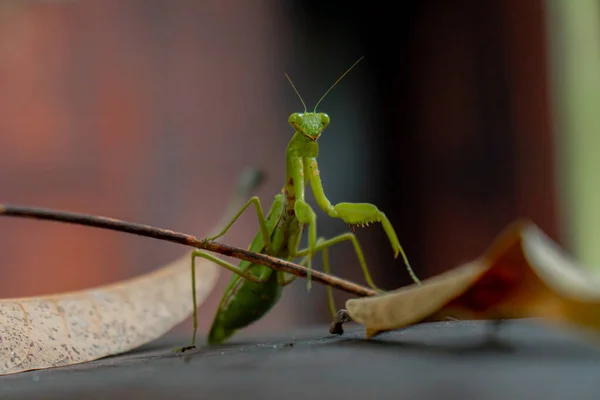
left=0, top=0, right=558, bottom=335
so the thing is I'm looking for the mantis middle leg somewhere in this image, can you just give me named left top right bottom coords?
left=292, top=232, right=386, bottom=316
left=203, top=196, right=274, bottom=252
left=286, top=234, right=371, bottom=317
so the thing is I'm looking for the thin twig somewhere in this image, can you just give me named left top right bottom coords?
left=0, top=204, right=378, bottom=298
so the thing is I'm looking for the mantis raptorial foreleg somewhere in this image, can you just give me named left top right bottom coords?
left=293, top=199, right=318, bottom=287
left=305, top=158, right=421, bottom=285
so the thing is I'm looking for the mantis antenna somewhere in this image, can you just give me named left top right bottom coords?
left=285, top=73, right=307, bottom=113
left=314, top=56, right=364, bottom=112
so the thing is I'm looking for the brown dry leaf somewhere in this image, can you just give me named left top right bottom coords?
left=347, top=219, right=600, bottom=339
left=347, top=260, right=489, bottom=337
left=0, top=252, right=219, bottom=375
left=0, top=169, right=264, bottom=375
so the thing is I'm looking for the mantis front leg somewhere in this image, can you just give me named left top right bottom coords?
left=293, top=199, right=318, bottom=289
left=306, top=158, right=421, bottom=284
left=290, top=156, right=319, bottom=289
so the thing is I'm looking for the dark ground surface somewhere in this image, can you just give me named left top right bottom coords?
left=1, top=319, right=600, bottom=400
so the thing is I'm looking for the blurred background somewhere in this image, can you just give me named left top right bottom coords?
left=0, top=0, right=597, bottom=336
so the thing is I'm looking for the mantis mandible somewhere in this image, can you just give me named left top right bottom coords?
left=185, top=57, right=421, bottom=348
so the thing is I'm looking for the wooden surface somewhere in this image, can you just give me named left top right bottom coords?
left=1, top=319, right=599, bottom=400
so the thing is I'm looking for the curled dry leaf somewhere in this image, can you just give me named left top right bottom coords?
left=0, top=169, right=264, bottom=375
left=0, top=252, right=219, bottom=375
left=346, top=219, right=600, bottom=339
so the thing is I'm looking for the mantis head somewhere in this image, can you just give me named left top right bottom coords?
left=284, top=57, right=364, bottom=142
left=288, top=112, right=330, bottom=141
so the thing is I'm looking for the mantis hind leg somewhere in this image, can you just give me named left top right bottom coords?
left=175, top=249, right=273, bottom=353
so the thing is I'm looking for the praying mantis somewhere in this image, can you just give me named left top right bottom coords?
left=185, top=57, right=421, bottom=349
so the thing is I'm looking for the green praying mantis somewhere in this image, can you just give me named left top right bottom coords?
left=185, top=57, right=421, bottom=349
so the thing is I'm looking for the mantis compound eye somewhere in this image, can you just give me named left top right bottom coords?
left=319, top=113, right=330, bottom=127
left=288, top=113, right=303, bottom=128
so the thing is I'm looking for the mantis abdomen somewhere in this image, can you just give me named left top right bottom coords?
left=208, top=273, right=283, bottom=344
left=205, top=194, right=298, bottom=344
